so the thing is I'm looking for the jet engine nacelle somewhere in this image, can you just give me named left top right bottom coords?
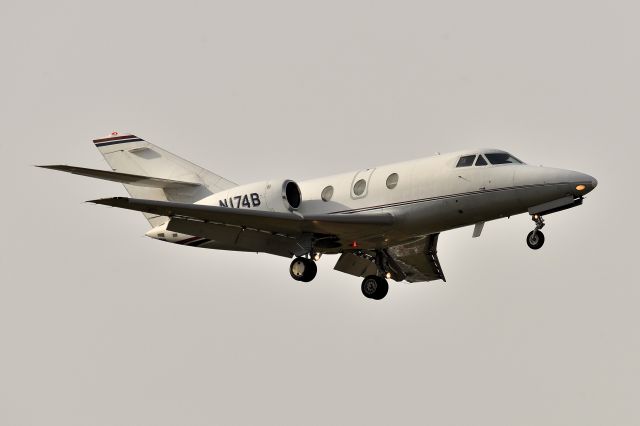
left=202, top=179, right=302, bottom=212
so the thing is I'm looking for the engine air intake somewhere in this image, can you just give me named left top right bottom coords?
left=284, top=180, right=301, bottom=209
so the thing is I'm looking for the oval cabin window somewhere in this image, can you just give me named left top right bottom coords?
left=353, top=179, right=367, bottom=196
left=321, top=185, right=334, bottom=201
left=386, top=173, right=399, bottom=189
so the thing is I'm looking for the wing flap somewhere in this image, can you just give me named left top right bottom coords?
left=387, top=234, right=446, bottom=282
left=167, top=218, right=299, bottom=257
left=38, top=165, right=201, bottom=189
left=332, top=235, right=445, bottom=283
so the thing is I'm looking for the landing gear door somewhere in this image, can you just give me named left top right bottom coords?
left=351, top=168, right=376, bottom=199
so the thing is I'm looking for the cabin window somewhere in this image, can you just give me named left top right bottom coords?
left=353, top=179, right=367, bottom=196
left=386, top=173, right=399, bottom=189
left=475, top=155, right=488, bottom=166
left=485, top=153, right=523, bottom=165
left=321, top=185, right=334, bottom=201
left=456, top=155, right=476, bottom=167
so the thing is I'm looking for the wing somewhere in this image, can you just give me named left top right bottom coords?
left=91, top=197, right=443, bottom=282
left=89, top=197, right=393, bottom=246
left=333, top=234, right=445, bottom=283
left=38, top=165, right=201, bottom=189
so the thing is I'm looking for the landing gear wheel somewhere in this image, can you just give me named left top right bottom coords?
left=289, top=257, right=317, bottom=282
left=361, top=275, right=389, bottom=300
left=527, top=230, right=545, bottom=250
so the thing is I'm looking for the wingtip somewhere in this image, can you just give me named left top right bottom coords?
left=87, top=197, right=129, bottom=206
left=86, top=198, right=107, bottom=205
left=36, top=164, right=70, bottom=172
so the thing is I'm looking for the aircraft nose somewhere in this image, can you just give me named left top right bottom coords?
left=570, top=171, right=598, bottom=195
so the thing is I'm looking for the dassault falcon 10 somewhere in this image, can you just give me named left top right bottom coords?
left=40, top=132, right=598, bottom=300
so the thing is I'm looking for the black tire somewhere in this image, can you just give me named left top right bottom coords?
left=372, top=276, right=389, bottom=300
left=526, top=230, right=545, bottom=250
left=289, top=257, right=317, bottom=282
left=300, top=260, right=317, bottom=282
left=361, top=275, right=389, bottom=300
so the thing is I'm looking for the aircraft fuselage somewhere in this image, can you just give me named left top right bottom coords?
left=158, top=148, right=597, bottom=252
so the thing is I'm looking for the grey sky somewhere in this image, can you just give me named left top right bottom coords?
left=1, top=1, right=638, bottom=425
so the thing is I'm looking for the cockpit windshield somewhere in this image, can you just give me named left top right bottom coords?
left=484, top=153, right=523, bottom=165
left=455, top=152, right=524, bottom=168
left=456, top=155, right=476, bottom=167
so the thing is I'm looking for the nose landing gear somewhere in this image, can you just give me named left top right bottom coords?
left=527, top=214, right=545, bottom=250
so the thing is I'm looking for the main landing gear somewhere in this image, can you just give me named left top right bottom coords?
left=289, top=257, right=317, bottom=282
left=289, top=252, right=391, bottom=300
left=527, top=214, right=546, bottom=250
left=360, top=250, right=393, bottom=300
left=361, top=275, right=389, bottom=300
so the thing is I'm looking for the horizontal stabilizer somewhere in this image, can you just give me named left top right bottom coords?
left=38, top=165, right=202, bottom=189
left=88, top=197, right=393, bottom=239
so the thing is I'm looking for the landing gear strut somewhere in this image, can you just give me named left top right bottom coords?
left=289, top=257, right=317, bottom=282
left=527, top=214, right=546, bottom=250
left=361, top=275, right=389, bottom=300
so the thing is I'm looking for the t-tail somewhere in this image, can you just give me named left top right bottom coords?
left=39, top=132, right=237, bottom=226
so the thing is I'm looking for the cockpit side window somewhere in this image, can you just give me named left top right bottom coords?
left=485, top=153, right=523, bottom=165
left=456, top=155, right=476, bottom=167
left=475, top=155, right=488, bottom=166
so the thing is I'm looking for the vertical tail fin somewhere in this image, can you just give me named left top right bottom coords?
left=93, top=132, right=237, bottom=226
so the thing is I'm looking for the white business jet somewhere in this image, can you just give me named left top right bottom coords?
left=40, top=132, right=597, bottom=300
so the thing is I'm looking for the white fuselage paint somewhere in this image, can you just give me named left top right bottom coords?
left=147, top=149, right=597, bottom=251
